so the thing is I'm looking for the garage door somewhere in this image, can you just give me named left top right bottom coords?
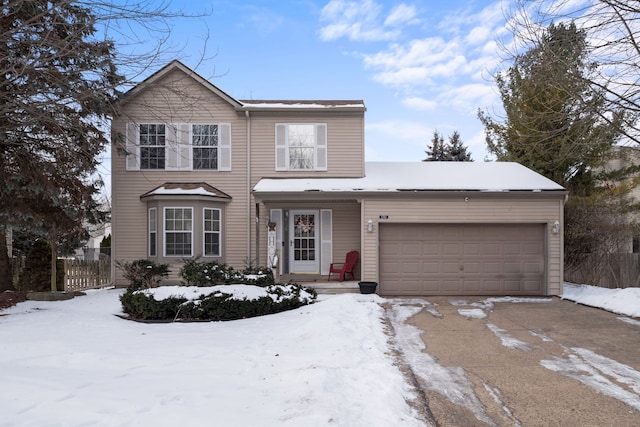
left=379, top=223, right=545, bottom=296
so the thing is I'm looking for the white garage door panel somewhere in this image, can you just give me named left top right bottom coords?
left=379, top=223, right=546, bottom=296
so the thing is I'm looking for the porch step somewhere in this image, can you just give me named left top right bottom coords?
left=310, top=281, right=359, bottom=294
left=276, top=274, right=360, bottom=294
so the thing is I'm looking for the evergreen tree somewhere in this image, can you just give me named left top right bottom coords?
left=424, top=130, right=472, bottom=161
left=0, top=1, right=123, bottom=290
left=478, top=22, right=623, bottom=193
left=424, top=130, right=447, bottom=161
left=478, top=22, right=635, bottom=270
left=447, top=131, right=472, bottom=161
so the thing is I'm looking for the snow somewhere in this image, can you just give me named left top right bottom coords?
left=562, top=283, right=640, bottom=317
left=457, top=308, right=486, bottom=319
left=541, top=348, right=640, bottom=412
left=140, top=284, right=315, bottom=304
left=241, top=102, right=365, bottom=109
left=0, top=290, right=424, bottom=427
left=1, top=282, right=639, bottom=426
left=253, top=162, right=566, bottom=193
left=144, top=186, right=219, bottom=196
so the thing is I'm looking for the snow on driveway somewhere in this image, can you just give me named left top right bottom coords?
left=0, top=290, right=425, bottom=427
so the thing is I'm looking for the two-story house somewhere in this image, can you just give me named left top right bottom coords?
left=111, top=60, right=567, bottom=296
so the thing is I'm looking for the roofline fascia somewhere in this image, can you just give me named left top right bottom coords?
left=236, top=105, right=366, bottom=113
left=252, top=189, right=568, bottom=202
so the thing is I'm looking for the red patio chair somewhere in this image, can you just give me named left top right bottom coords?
left=329, top=250, right=359, bottom=282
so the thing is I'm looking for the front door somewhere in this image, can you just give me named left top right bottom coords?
left=289, top=210, right=319, bottom=273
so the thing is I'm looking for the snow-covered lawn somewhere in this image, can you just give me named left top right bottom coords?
left=562, top=282, right=640, bottom=317
left=0, top=290, right=424, bottom=427
left=0, top=282, right=638, bottom=427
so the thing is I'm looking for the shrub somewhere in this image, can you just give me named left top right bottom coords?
left=120, top=283, right=317, bottom=321
left=17, top=239, right=64, bottom=292
left=116, top=259, right=169, bottom=290
left=179, top=259, right=274, bottom=286
left=179, top=258, right=231, bottom=286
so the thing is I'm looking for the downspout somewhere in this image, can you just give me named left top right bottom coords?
left=246, top=110, right=252, bottom=264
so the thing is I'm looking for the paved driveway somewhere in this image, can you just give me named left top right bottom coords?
left=385, top=296, right=640, bottom=426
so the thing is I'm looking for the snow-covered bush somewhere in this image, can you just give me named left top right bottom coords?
left=120, top=283, right=317, bottom=321
left=179, top=259, right=274, bottom=286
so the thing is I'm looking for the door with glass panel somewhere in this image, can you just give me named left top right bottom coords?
left=289, top=210, right=319, bottom=273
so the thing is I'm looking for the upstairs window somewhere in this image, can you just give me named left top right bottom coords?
left=139, top=124, right=165, bottom=169
left=126, top=122, right=231, bottom=171
left=275, top=123, right=327, bottom=171
left=192, top=124, right=219, bottom=170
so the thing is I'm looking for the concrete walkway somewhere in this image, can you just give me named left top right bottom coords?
left=387, top=296, right=640, bottom=426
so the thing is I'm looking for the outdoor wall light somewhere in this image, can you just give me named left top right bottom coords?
left=367, top=219, right=374, bottom=233
left=552, top=220, right=560, bottom=234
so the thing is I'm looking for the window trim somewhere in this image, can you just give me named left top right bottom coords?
left=148, top=208, right=157, bottom=257
left=126, top=122, right=231, bottom=171
left=139, top=123, right=166, bottom=170
left=203, top=207, right=222, bottom=257
left=192, top=124, right=219, bottom=170
left=163, top=207, right=193, bottom=257
left=275, top=123, right=327, bottom=171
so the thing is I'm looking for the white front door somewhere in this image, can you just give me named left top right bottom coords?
left=289, top=210, right=319, bottom=273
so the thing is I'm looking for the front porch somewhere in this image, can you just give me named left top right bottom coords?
left=277, top=274, right=359, bottom=294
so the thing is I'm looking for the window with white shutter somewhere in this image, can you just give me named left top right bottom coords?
left=275, top=123, right=327, bottom=171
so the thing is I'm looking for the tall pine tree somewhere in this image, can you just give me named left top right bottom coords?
left=478, top=22, right=635, bottom=270
left=424, top=130, right=472, bottom=161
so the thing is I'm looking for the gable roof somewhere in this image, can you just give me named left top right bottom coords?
left=117, top=60, right=243, bottom=109
left=253, top=162, right=565, bottom=194
left=118, top=61, right=366, bottom=112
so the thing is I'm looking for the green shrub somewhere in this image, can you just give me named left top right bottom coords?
left=18, top=239, right=65, bottom=292
left=179, top=259, right=274, bottom=286
left=179, top=259, right=231, bottom=286
left=116, top=259, right=169, bottom=290
left=119, top=283, right=317, bottom=321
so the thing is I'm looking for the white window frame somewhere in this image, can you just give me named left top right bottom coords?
left=192, top=124, right=219, bottom=170
left=126, top=122, right=231, bottom=171
left=203, top=208, right=222, bottom=257
left=148, top=208, right=157, bottom=257
left=139, top=124, right=166, bottom=170
left=163, top=207, right=193, bottom=257
left=275, top=123, right=327, bottom=171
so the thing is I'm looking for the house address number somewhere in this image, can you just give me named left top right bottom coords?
left=379, top=215, right=389, bottom=219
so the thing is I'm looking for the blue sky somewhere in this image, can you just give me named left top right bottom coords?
left=101, top=0, right=513, bottom=198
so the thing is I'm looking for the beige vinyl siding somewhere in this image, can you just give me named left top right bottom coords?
left=111, top=69, right=250, bottom=286
left=361, top=197, right=564, bottom=295
left=259, top=201, right=361, bottom=277
left=248, top=111, right=364, bottom=183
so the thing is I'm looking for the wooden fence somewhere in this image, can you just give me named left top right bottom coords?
left=564, top=253, right=640, bottom=288
left=64, top=257, right=111, bottom=291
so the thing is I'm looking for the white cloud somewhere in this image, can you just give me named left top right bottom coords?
left=437, top=83, right=498, bottom=113
left=384, top=4, right=419, bottom=27
left=318, top=0, right=417, bottom=42
left=402, top=97, right=437, bottom=111
left=465, top=25, right=492, bottom=46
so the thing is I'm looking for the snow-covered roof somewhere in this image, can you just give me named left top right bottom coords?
left=253, top=162, right=565, bottom=193
left=140, top=183, right=232, bottom=199
left=240, top=99, right=366, bottom=111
